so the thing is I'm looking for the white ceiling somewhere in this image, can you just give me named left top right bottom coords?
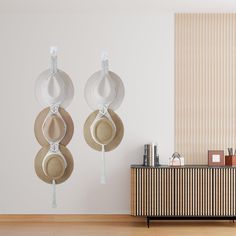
left=0, top=0, right=236, bottom=14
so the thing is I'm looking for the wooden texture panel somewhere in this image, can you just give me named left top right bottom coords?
left=175, top=13, right=236, bottom=164
left=131, top=167, right=236, bottom=217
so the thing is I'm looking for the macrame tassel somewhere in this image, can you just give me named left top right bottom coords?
left=52, top=179, right=57, bottom=208
left=100, top=145, right=106, bottom=184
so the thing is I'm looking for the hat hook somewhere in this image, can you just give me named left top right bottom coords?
left=50, top=46, right=58, bottom=74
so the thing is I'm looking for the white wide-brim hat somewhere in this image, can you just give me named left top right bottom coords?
left=84, top=70, right=125, bottom=111
left=35, top=69, right=74, bottom=108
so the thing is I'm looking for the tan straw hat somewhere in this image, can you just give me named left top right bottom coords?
left=84, top=109, right=124, bottom=152
left=34, top=107, right=74, bottom=146
left=34, top=145, right=73, bottom=184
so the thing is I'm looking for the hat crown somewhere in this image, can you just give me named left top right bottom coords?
left=93, top=118, right=116, bottom=145
left=42, top=113, right=66, bottom=143
left=42, top=72, right=66, bottom=105
left=95, top=71, right=116, bottom=105
left=44, top=155, right=66, bottom=180
left=47, top=75, right=64, bottom=99
left=84, top=109, right=124, bottom=152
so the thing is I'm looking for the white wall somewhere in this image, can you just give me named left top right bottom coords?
left=0, top=0, right=234, bottom=214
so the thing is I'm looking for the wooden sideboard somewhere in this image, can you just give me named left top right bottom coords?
left=131, top=165, right=236, bottom=227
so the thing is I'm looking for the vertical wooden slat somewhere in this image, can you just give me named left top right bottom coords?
left=229, top=168, right=231, bottom=216
left=141, top=169, right=146, bottom=216
left=179, top=168, right=183, bottom=216
left=150, top=169, right=153, bottom=216
left=154, top=168, right=157, bottom=216
left=203, top=168, right=206, bottom=216
left=146, top=169, right=149, bottom=216
left=166, top=168, right=169, bottom=216
left=164, top=169, right=166, bottom=216
left=171, top=168, right=175, bottom=215
left=187, top=168, right=189, bottom=216
left=218, top=169, right=221, bottom=215
left=131, top=168, right=133, bottom=215
left=139, top=168, right=142, bottom=216
left=230, top=168, right=233, bottom=215
left=143, top=169, right=146, bottom=216
left=233, top=169, right=236, bottom=215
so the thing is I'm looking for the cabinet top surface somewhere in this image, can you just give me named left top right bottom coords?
left=131, top=164, right=236, bottom=169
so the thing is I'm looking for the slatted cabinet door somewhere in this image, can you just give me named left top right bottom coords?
left=131, top=168, right=175, bottom=216
left=212, top=168, right=236, bottom=216
left=131, top=166, right=236, bottom=217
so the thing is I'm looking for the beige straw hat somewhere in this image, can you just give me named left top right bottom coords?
left=34, top=107, right=74, bottom=146
left=34, top=145, right=73, bottom=184
left=84, top=109, right=124, bottom=152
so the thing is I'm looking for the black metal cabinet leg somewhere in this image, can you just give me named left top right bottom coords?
left=147, top=217, right=150, bottom=228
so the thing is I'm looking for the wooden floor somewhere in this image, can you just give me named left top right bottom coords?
left=0, top=221, right=236, bottom=236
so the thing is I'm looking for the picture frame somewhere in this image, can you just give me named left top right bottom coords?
left=208, top=150, right=225, bottom=166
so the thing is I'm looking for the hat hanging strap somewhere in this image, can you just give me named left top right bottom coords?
left=90, top=107, right=116, bottom=185
left=52, top=179, right=57, bottom=208
left=50, top=46, right=58, bottom=74
left=101, top=51, right=109, bottom=75
left=100, top=145, right=106, bottom=184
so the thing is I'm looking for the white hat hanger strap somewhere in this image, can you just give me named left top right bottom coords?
left=52, top=179, right=57, bottom=208
left=90, top=105, right=117, bottom=184
left=41, top=142, right=67, bottom=209
left=50, top=46, right=58, bottom=74
left=101, top=51, right=109, bottom=75
left=41, top=89, right=67, bottom=209
left=46, top=47, right=66, bottom=104
left=41, top=143, right=68, bottom=208
left=96, top=51, right=117, bottom=108
left=35, top=47, right=75, bottom=209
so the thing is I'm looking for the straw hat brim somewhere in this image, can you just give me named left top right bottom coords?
left=35, top=69, right=74, bottom=108
left=84, top=71, right=125, bottom=111
left=84, top=109, right=124, bottom=152
left=34, top=107, right=74, bottom=146
left=34, top=145, right=73, bottom=184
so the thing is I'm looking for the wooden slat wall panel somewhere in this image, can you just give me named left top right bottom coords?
left=131, top=167, right=236, bottom=216
left=175, top=13, right=236, bottom=164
